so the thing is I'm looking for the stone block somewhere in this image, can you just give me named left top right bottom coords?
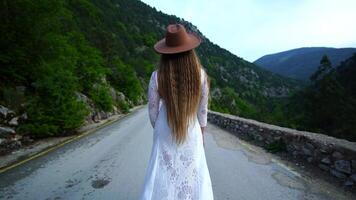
left=352, top=160, right=356, bottom=172
left=307, top=157, right=313, bottom=163
left=334, top=160, right=351, bottom=174
left=273, top=136, right=281, bottom=140
left=350, top=174, right=356, bottom=182
left=320, top=145, right=332, bottom=154
left=292, top=151, right=299, bottom=158
left=332, top=151, right=344, bottom=160
left=313, top=149, right=322, bottom=159
left=9, top=117, right=19, bottom=126
left=343, top=180, right=354, bottom=187
left=286, top=144, right=295, bottom=153
left=256, top=135, right=263, bottom=141
left=302, top=146, right=313, bottom=156
left=330, top=169, right=347, bottom=179
left=318, top=164, right=330, bottom=171
left=321, top=156, right=331, bottom=165
left=305, top=142, right=314, bottom=150
left=0, top=126, right=15, bottom=138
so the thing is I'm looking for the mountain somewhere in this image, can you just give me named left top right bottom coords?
left=0, top=0, right=298, bottom=137
left=82, top=0, right=300, bottom=117
left=254, top=47, right=356, bottom=81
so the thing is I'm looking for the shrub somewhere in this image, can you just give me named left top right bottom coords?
left=20, top=68, right=88, bottom=138
left=89, top=84, right=113, bottom=112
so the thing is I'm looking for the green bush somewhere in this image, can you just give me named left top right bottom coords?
left=89, top=84, right=113, bottom=112
left=108, top=57, right=143, bottom=104
left=210, top=87, right=257, bottom=118
left=20, top=68, right=88, bottom=138
left=117, top=99, right=130, bottom=114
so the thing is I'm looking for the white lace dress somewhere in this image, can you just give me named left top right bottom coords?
left=139, top=68, right=214, bottom=200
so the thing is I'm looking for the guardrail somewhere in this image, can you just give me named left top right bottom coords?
left=208, top=110, right=356, bottom=186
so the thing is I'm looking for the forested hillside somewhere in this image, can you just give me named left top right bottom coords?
left=279, top=54, right=356, bottom=141
left=0, top=0, right=299, bottom=138
left=254, top=47, right=356, bottom=81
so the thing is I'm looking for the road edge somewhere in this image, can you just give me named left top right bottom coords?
left=0, top=104, right=146, bottom=174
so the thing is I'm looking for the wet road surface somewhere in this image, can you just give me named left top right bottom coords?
left=0, top=105, right=355, bottom=200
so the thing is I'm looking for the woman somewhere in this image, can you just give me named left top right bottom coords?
left=139, top=24, right=214, bottom=200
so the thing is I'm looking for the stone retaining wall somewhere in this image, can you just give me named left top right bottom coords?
left=208, top=110, right=356, bottom=187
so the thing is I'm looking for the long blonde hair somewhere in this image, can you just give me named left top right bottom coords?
left=157, top=49, right=204, bottom=145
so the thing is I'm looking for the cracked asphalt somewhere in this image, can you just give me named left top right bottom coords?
left=0, top=105, right=355, bottom=200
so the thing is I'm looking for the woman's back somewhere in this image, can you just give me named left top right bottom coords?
left=139, top=23, right=213, bottom=200
left=148, top=67, right=209, bottom=138
left=140, top=66, right=212, bottom=199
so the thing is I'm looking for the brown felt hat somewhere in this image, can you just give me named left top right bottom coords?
left=154, top=24, right=201, bottom=54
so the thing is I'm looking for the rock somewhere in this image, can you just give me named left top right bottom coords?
left=320, top=145, right=332, bottom=154
left=266, top=135, right=275, bottom=142
left=312, top=149, right=322, bottom=160
left=14, top=134, right=22, bottom=141
left=92, top=111, right=100, bottom=123
left=113, top=106, right=118, bottom=113
left=332, top=151, right=344, bottom=160
left=0, top=139, right=21, bottom=150
left=109, top=87, right=118, bottom=101
left=99, top=111, right=108, bottom=120
left=0, top=105, right=8, bottom=119
left=0, top=126, right=16, bottom=138
left=0, top=105, right=15, bottom=120
left=318, top=164, right=330, bottom=171
left=19, top=112, right=28, bottom=121
left=286, top=144, right=295, bottom=153
left=321, top=156, right=331, bottom=165
left=350, top=174, right=356, bottom=182
left=304, top=142, right=314, bottom=150
left=117, top=91, right=126, bottom=102
left=330, top=169, right=347, bottom=179
left=352, top=160, right=356, bottom=172
left=256, top=135, right=263, bottom=141
left=75, top=92, right=89, bottom=103
left=292, top=143, right=301, bottom=150
left=343, top=180, right=354, bottom=187
left=334, top=160, right=352, bottom=174
left=302, top=146, right=313, bottom=156
left=8, top=117, right=19, bottom=126
left=21, top=135, right=34, bottom=145
left=7, top=140, right=22, bottom=150
left=84, top=115, right=94, bottom=125
left=273, top=136, right=281, bottom=140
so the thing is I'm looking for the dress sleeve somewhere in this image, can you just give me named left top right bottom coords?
left=148, top=70, right=160, bottom=128
left=198, top=69, right=209, bottom=127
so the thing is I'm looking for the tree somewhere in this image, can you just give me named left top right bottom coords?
left=310, top=55, right=332, bottom=82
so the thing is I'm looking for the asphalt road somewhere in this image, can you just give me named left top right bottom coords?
left=0, top=105, right=355, bottom=200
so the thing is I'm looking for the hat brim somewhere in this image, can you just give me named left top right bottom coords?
left=153, top=33, right=201, bottom=54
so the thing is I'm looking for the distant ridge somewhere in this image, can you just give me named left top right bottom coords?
left=254, top=47, right=356, bottom=81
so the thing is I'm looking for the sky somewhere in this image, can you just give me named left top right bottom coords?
left=141, top=0, right=356, bottom=62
